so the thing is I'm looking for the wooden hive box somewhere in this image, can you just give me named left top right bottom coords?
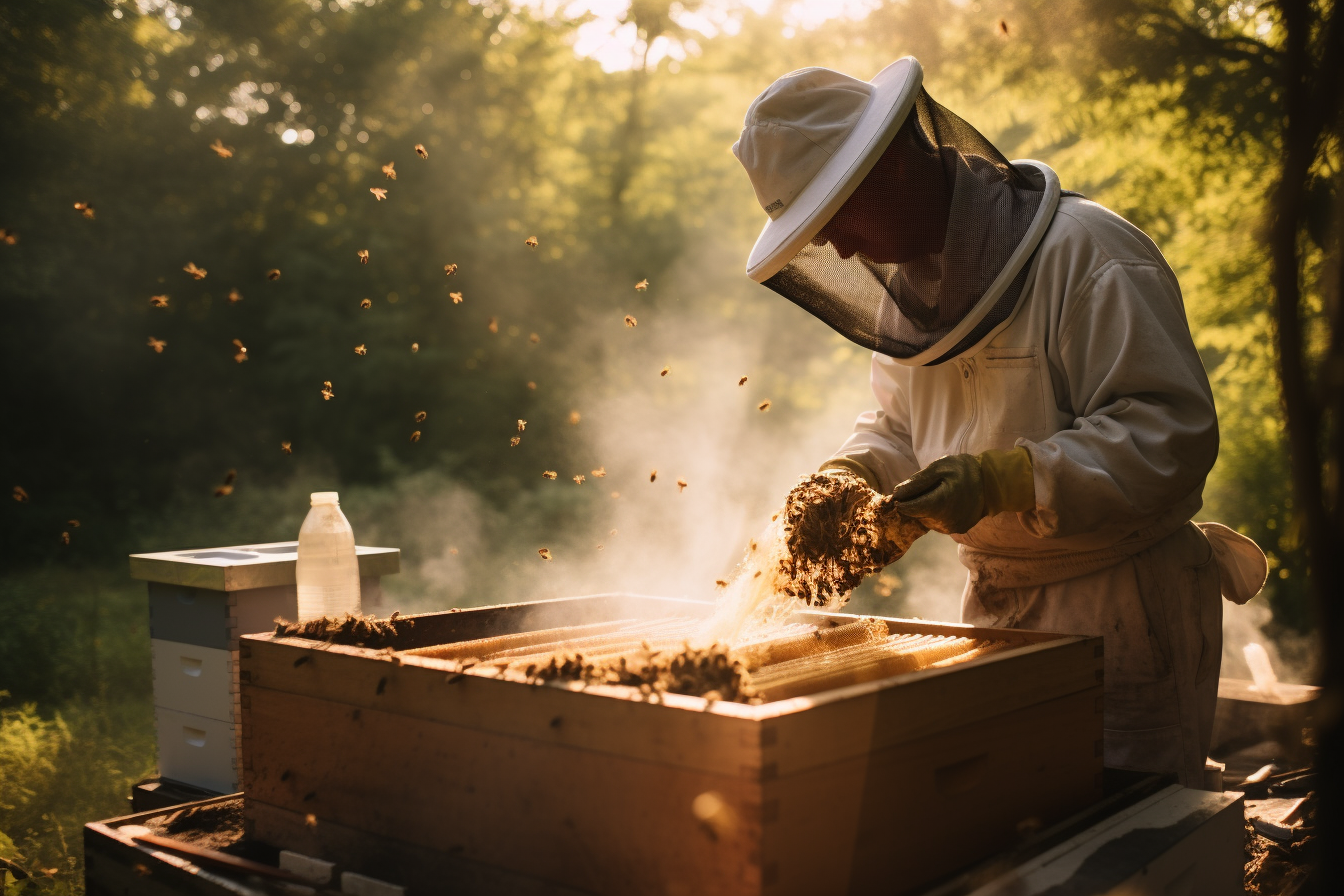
left=240, top=595, right=1103, bottom=896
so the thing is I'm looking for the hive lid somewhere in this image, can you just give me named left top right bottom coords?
left=129, top=541, right=400, bottom=591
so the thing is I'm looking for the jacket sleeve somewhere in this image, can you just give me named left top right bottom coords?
left=825, top=353, right=924, bottom=493
left=1020, top=258, right=1219, bottom=537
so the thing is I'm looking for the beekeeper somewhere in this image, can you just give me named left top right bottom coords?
left=733, top=58, right=1269, bottom=786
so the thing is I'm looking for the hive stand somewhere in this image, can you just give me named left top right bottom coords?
left=129, top=541, right=400, bottom=796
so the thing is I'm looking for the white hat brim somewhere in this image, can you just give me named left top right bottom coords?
left=745, top=57, right=923, bottom=283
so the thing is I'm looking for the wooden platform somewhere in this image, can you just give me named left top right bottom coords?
left=240, top=594, right=1105, bottom=896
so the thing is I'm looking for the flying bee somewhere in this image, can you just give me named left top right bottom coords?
left=228, top=288, right=243, bottom=303
left=354, top=344, right=367, bottom=355
left=381, top=161, right=396, bottom=179
left=449, top=547, right=459, bottom=555
left=12, top=486, right=29, bottom=502
left=660, top=366, right=670, bottom=377
left=649, top=469, right=657, bottom=483
left=411, top=342, right=420, bottom=353
left=677, top=478, right=688, bottom=492
left=232, top=338, right=248, bottom=363
left=591, top=466, right=606, bottom=478
left=444, top=263, right=458, bottom=276
left=758, top=399, right=772, bottom=412
left=573, top=474, right=585, bottom=485
left=635, top=279, right=648, bottom=291
left=568, top=410, right=580, bottom=425
left=357, top=249, right=370, bottom=264
left=0, top=228, right=18, bottom=244
left=487, top=317, right=498, bottom=333
left=183, top=261, right=207, bottom=280
left=538, top=548, right=552, bottom=561
left=67, top=519, right=80, bottom=528
left=73, top=201, right=95, bottom=219
left=149, top=294, right=169, bottom=308
left=542, top=470, right=558, bottom=480
left=61, top=531, right=70, bottom=545
left=321, top=380, right=334, bottom=400
left=214, top=469, right=236, bottom=497
left=528, top=333, right=540, bottom=344
left=510, top=436, right=521, bottom=447
left=414, top=143, right=428, bottom=159
left=409, top=430, right=421, bottom=442
left=527, top=381, right=536, bottom=390
left=624, top=315, right=637, bottom=327
left=450, top=292, right=463, bottom=304
left=370, top=187, right=388, bottom=201
left=360, top=298, right=372, bottom=309
left=517, top=419, right=526, bottom=432
left=738, top=375, right=748, bottom=386
left=209, top=138, right=234, bottom=158
left=715, top=580, right=728, bottom=589
left=281, top=441, right=293, bottom=455
left=524, top=236, right=538, bottom=248
left=996, top=18, right=1010, bottom=36
left=415, top=411, right=428, bottom=423
left=267, top=269, right=281, bottom=280
left=147, top=337, right=167, bottom=353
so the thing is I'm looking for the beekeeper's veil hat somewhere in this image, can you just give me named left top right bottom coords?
left=733, top=58, right=1060, bottom=365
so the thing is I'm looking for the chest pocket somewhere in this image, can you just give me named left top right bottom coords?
left=977, top=348, right=1048, bottom=436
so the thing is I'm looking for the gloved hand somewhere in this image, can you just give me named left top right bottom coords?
left=892, top=447, right=1034, bottom=534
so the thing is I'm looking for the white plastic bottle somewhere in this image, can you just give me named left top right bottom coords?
left=296, top=491, right=361, bottom=620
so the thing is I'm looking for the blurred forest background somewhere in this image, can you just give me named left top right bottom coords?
left=1, top=0, right=1337, bottom=890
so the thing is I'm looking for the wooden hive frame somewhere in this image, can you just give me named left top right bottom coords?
left=240, top=594, right=1103, bottom=896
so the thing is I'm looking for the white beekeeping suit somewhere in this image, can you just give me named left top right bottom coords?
left=733, top=57, right=1268, bottom=786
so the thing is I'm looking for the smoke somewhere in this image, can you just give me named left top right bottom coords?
left=1220, top=594, right=1319, bottom=685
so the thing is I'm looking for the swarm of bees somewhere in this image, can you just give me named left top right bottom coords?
left=357, top=249, right=370, bottom=264
left=381, top=161, right=397, bottom=179
left=444, top=263, right=458, bottom=276
left=573, top=474, right=585, bottom=485
left=228, top=288, right=243, bottom=303
left=524, top=236, right=538, bottom=249
left=214, top=469, right=237, bottom=498
left=232, top=338, right=248, bottom=362
left=635, top=279, right=648, bottom=291
left=281, top=441, right=293, bottom=455
left=183, top=261, right=207, bottom=280
left=267, top=269, right=282, bottom=280
left=624, top=315, right=637, bottom=327
left=321, top=380, right=335, bottom=400
left=0, top=228, right=18, bottom=244
left=147, top=337, right=167, bottom=353
left=360, top=298, right=372, bottom=309
left=209, top=138, right=234, bottom=158
left=414, top=143, right=428, bottom=159
left=12, top=486, right=29, bottom=502
left=73, top=201, right=95, bottom=219
left=149, top=294, right=169, bottom=308
left=758, top=399, right=772, bottom=412
left=354, top=344, right=367, bottom=356
left=538, top=548, right=552, bottom=560
left=370, top=187, right=388, bottom=201
left=450, top=291, right=463, bottom=304
left=409, top=430, right=421, bottom=442
left=415, top=411, right=428, bottom=423
left=542, top=470, right=558, bottom=480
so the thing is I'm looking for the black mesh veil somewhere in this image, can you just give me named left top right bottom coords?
left=762, top=88, right=1049, bottom=364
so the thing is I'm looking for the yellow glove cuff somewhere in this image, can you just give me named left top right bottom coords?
left=979, top=446, right=1034, bottom=515
left=819, top=457, right=881, bottom=491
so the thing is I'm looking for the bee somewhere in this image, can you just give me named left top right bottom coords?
left=281, top=441, right=293, bottom=455
left=228, top=288, right=243, bottom=303
left=624, top=315, right=637, bottom=327
left=487, top=317, right=498, bottom=334
left=183, top=261, right=207, bottom=280
left=411, top=342, right=420, bottom=353
left=0, top=228, right=18, bottom=244
left=267, top=269, right=282, bottom=281
left=753, top=570, right=762, bottom=579
left=370, top=187, right=388, bottom=201
left=750, top=540, right=758, bottom=552
left=12, top=486, right=29, bottom=502
left=444, top=263, right=458, bottom=276
left=568, top=410, right=581, bottom=425
left=68, top=519, right=80, bottom=527
left=528, top=333, right=540, bottom=344
left=149, top=294, right=169, bottom=308
left=214, top=469, right=236, bottom=497
left=758, top=399, right=772, bottom=412
left=414, top=143, right=428, bottom=159
left=449, top=547, right=459, bottom=555
left=573, top=474, right=585, bottom=485
left=360, top=298, right=372, bottom=309
left=596, top=544, right=604, bottom=551
left=635, top=279, right=648, bottom=291
left=591, top=466, right=606, bottom=478
left=677, top=477, right=688, bottom=492
left=649, top=469, right=657, bottom=483
left=410, top=430, right=421, bottom=442
left=660, top=366, right=670, bottom=377
left=450, top=292, right=463, bottom=304
left=538, top=548, right=552, bottom=561
left=415, top=411, right=428, bottom=423
left=542, top=470, right=557, bottom=480
left=526, top=381, right=536, bottom=390
left=715, top=579, right=728, bottom=589
left=517, top=419, right=526, bottom=432
left=996, top=18, right=1010, bottom=36
left=510, top=436, right=521, bottom=447
left=321, top=380, right=335, bottom=400
left=354, top=344, right=367, bottom=355
left=357, top=249, right=370, bottom=264
left=73, top=201, right=95, bottom=219
left=524, top=236, right=538, bottom=248
left=147, top=337, right=167, bottom=353
left=209, top=138, right=234, bottom=158
left=304, top=814, right=317, bottom=829
left=381, top=161, right=396, bottom=179
left=738, top=375, right=748, bottom=386
left=232, top=338, right=248, bottom=363
left=60, top=531, right=70, bottom=545
left=610, top=528, right=618, bottom=536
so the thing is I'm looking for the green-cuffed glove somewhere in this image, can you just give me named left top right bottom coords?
left=892, top=447, right=1035, bottom=535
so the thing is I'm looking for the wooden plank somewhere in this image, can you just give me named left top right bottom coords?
left=241, top=687, right=762, bottom=896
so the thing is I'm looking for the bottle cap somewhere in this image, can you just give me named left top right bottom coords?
left=310, top=491, right=340, bottom=505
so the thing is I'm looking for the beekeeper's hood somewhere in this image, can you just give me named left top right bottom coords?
left=733, top=58, right=1060, bottom=365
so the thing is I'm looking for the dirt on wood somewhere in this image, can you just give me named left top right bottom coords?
left=151, top=800, right=245, bottom=852
left=274, top=611, right=414, bottom=648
